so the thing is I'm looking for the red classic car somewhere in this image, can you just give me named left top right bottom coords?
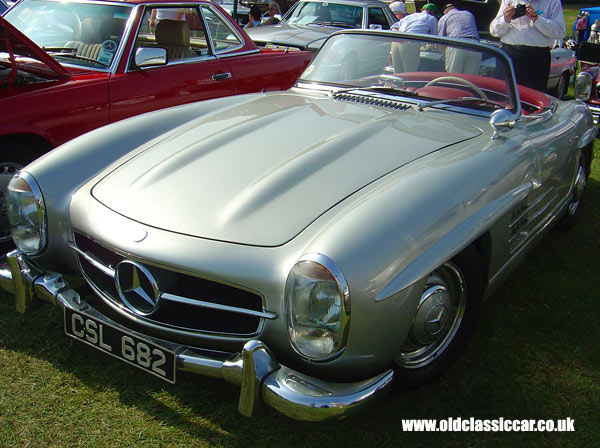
left=575, top=41, right=600, bottom=124
left=0, top=0, right=311, bottom=240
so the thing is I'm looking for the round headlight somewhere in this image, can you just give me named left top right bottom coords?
left=574, top=72, right=593, bottom=101
left=285, top=253, right=350, bottom=361
left=6, top=172, right=47, bottom=254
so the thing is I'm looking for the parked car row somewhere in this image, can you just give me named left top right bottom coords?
left=245, top=0, right=397, bottom=53
left=0, top=23, right=595, bottom=421
left=575, top=41, right=600, bottom=123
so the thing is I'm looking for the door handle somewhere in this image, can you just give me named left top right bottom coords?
left=212, top=72, right=232, bottom=81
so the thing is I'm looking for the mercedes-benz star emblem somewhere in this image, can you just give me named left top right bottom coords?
left=114, top=260, right=161, bottom=316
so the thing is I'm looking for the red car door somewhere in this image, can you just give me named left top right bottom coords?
left=108, top=5, right=234, bottom=123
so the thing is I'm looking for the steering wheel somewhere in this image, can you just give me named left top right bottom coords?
left=424, top=76, right=489, bottom=101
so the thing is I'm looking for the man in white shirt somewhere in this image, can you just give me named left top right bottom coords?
left=391, top=3, right=439, bottom=73
left=490, top=0, right=565, bottom=91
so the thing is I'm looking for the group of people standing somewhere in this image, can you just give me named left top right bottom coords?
left=575, top=11, right=600, bottom=44
left=389, top=2, right=480, bottom=74
left=244, top=1, right=281, bottom=29
left=388, top=0, right=566, bottom=93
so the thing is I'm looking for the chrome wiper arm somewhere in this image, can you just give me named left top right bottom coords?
left=330, top=85, right=418, bottom=98
left=417, top=97, right=505, bottom=111
left=42, top=47, right=77, bottom=53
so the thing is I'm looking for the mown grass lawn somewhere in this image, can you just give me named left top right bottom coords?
left=1, top=6, right=599, bottom=448
left=0, top=148, right=598, bottom=448
left=1, top=146, right=598, bottom=448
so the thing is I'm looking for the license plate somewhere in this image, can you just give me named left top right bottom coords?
left=64, top=308, right=176, bottom=383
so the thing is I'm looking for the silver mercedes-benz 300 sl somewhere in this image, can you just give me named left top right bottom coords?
left=0, top=30, right=596, bottom=421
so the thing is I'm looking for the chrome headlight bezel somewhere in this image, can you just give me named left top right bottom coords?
left=284, top=253, right=351, bottom=362
left=6, top=171, right=47, bottom=255
left=574, top=72, right=593, bottom=101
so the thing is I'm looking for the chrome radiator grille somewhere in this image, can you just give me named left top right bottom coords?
left=72, top=232, right=267, bottom=336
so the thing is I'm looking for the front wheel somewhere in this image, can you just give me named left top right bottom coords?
left=392, top=245, right=483, bottom=388
left=556, top=147, right=590, bottom=229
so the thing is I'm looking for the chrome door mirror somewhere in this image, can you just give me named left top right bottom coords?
left=490, top=109, right=517, bottom=139
left=135, top=47, right=167, bottom=68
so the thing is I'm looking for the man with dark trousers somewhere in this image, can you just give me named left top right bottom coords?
left=490, top=0, right=565, bottom=91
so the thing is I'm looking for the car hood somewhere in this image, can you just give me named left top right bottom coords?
left=91, top=92, right=482, bottom=246
left=246, top=22, right=341, bottom=49
left=0, top=16, right=70, bottom=79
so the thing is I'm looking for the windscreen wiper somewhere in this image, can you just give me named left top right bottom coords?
left=330, top=85, right=419, bottom=98
left=417, top=96, right=505, bottom=111
left=42, top=47, right=77, bottom=52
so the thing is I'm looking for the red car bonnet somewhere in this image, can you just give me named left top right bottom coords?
left=0, top=15, right=70, bottom=80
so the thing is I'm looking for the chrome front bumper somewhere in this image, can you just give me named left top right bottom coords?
left=0, top=250, right=394, bottom=421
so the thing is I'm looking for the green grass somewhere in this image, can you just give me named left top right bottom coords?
left=0, top=144, right=598, bottom=447
left=0, top=5, right=599, bottom=447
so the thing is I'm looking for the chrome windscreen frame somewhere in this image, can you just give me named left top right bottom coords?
left=299, top=30, right=523, bottom=119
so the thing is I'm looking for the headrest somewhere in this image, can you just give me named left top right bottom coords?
left=155, top=19, right=190, bottom=46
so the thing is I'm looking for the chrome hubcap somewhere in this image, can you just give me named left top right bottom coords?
left=395, top=262, right=466, bottom=369
left=0, top=163, right=22, bottom=243
left=412, top=284, right=451, bottom=345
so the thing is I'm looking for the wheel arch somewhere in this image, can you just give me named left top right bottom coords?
left=0, top=133, right=55, bottom=164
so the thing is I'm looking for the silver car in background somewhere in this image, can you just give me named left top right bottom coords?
left=0, top=30, right=596, bottom=421
left=246, top=0, right=396, bottom=52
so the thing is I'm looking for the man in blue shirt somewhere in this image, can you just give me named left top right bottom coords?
left=391, top=3, right=439, bottom=33
left=438, top=4, right=481, bottom=75
left=391, top=3, right=439, bottom=73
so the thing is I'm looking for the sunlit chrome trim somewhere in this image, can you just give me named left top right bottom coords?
left=0, top=251, right=394, bottom=421
left=201, top=3, right=246, bottom=55
left=162, top=292, right=277, bottom=319
left=216, top=49, right=260, bottom=59
left=67, top=242, right=115, bottom=277
left=489, top=192, right=570, bottom=290
left=68, top=238, right=273, bottom=337
left=296, top=253, right=350, bottom=314
left=509, top=187, right=555, bottom=230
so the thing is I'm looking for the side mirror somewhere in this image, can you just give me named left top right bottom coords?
left=135, top=47, right=167, bottom=68
left=490, top=109, right=517, bottom=139
left=369, top=24, right=383, bottom=30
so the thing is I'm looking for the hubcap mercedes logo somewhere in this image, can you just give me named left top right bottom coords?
left=114, top=260, right=160, bottom=316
